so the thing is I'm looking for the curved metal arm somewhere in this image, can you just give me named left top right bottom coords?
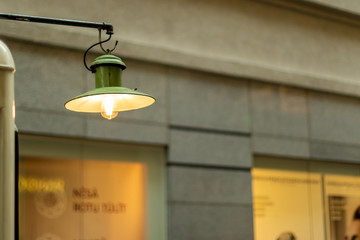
left=83, top=30, right=113, bottom=72
left=99, top=29, right=118, bottom=54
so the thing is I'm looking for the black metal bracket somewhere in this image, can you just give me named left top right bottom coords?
left=83, top=29, right=117, bottom=73
left=0, top=13, right=118, bottom=73
left=0, top=13, right=114, bottom=35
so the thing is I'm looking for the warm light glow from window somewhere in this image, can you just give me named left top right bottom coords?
left=20, top=157, right=147, bottom=240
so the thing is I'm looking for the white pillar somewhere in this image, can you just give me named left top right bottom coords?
left=0, top=40, right=16, bottom=240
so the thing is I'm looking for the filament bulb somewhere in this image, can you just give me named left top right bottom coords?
left=100, top=96, right=118, bottom=120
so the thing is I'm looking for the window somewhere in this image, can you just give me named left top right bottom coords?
left=252, top=156, right=360, bottom=240
left=18, top=135, right=167, bottom=240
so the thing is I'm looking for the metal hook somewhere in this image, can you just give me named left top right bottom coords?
left=99, top=29, right=107, bottom=53
left=83, top=28, right=116, bottom=72
left=108, top=40, right=118, bottom=53
left=99, top=29, right=118, bottom=54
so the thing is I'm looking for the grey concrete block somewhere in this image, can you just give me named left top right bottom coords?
left=309, top=92, right=360, bottom=145
left=252, top=134, right=310, bottom=158
left=168, top=203, right=254, bottom=240
left=169, top=129, right=252, bottom=167
left=86, top=117, right=167, bottom=145
left=310, top=141, right=360, bottom=163
left=169, top=68, right=250, bottom=132
left=250, top=82, right=308, bottom=138
left=122, top=59, right=168, bottom=124
left=7, top=40, right=85, bottom=113
left=168, top=166, right=252, bottom=204
left=16, top=108, right=85, bottom=137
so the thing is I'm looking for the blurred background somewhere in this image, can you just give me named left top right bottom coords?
left=1, top=0, right=360, bottom=239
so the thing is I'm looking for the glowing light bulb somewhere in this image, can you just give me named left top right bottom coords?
left=100, top=96, right=118, bottom=120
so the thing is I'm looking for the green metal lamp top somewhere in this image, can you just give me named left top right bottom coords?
left=90, top=54, right=126, bottom=71
left=90, top=54, right=127, bottom=89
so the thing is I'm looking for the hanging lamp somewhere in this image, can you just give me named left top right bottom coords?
left=0, top=13, right=155, bottom=120
left=65, top=31, right=155, bottom=120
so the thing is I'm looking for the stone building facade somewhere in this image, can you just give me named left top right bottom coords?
left=2, top=0, right=360, bottom=239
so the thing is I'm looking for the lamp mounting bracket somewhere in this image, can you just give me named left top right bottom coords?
left=0, top=13, right=114, bottom=35
left=83, top=29, right=119, bottom=73
left=0, top=13, right=118, bottom=73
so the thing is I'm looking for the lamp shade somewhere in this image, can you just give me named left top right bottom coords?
left=64, top=54, right=155, bottom=119
left=64, top=87, right=155, bottom=112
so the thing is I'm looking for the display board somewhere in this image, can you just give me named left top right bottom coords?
left=252, top=168, right=325, bottom=240
left=325, top=174, right=360, bottom=240
left=19, top=157, right=146, bottom=240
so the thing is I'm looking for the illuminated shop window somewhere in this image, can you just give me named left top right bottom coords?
left=18, top=135, right=166, bottom=240
left=252, top=157, right=360, bottom=240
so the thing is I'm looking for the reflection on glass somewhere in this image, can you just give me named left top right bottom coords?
left=344, top=207, right=360, bottom=240
left=19, top=157, right=146, bottom=240
left=276, top=232, right=296, bottom=240
left=252, top=168, right=324, bottom=240
left=325, top=175, right=360, bottom=240
left=252, top=168, right=360, bottom=240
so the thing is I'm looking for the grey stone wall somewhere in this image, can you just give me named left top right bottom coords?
left=6, top=36, right=360, bottom=239
left=7, top=40, right=168, bottom=145
left=167, top=67, right=253, bottom=239
left=251, top=81, right=360, bottom=164
left=3, top=1, right=360, bottom=239
left=3, top=0, right=360, bottom=97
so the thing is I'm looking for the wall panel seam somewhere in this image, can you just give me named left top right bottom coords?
left=167, top=162, right=251, bottom=171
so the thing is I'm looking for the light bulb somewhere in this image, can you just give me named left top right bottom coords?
left=100, top=96, right=118, bottom=120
